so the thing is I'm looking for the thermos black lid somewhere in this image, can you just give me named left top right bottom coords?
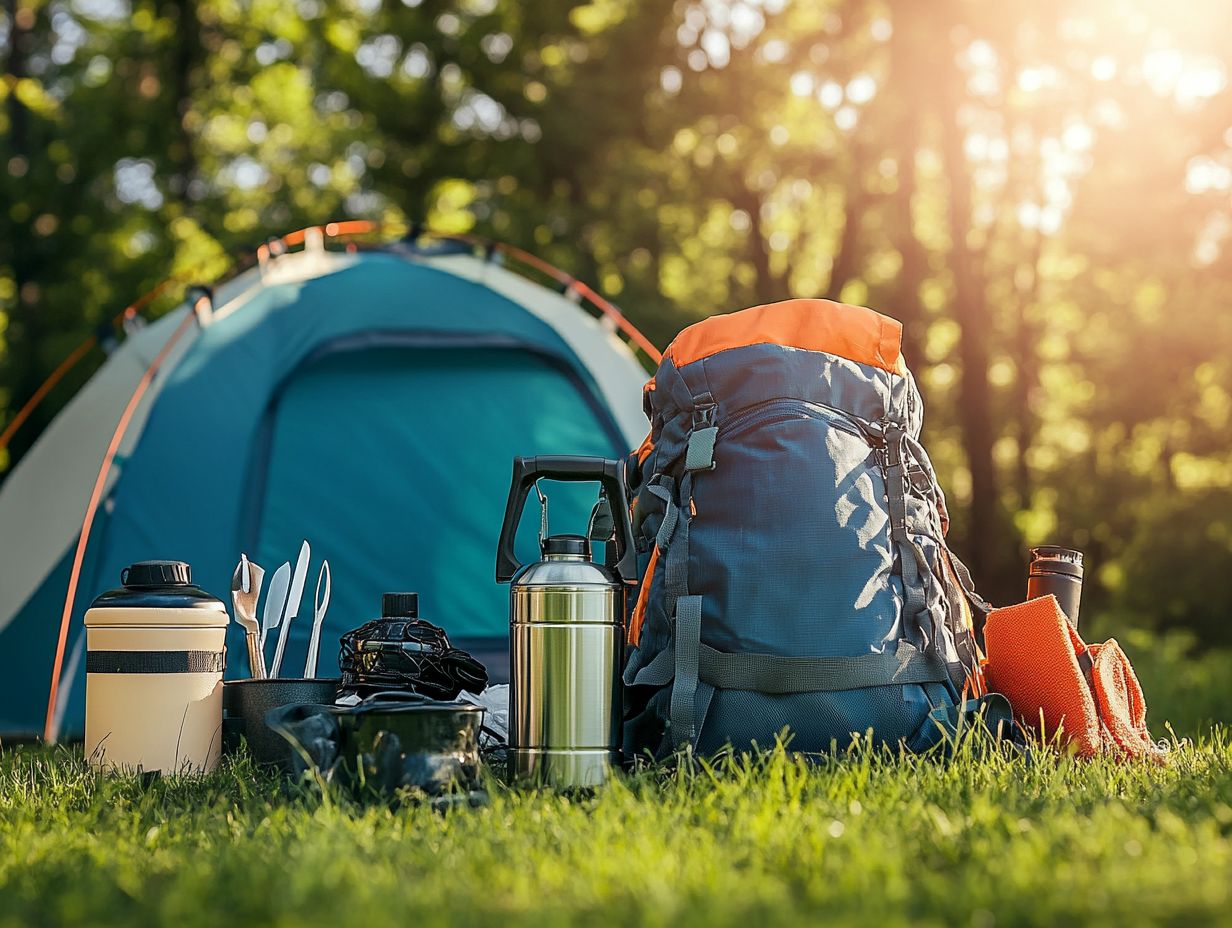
left=1028, top=546, right=1084, bottom=579
left=381, top=592, right=419, bottom=618
left=121, top=560, right=193, bottom=588
left=541, top=534, right=590, bottom=558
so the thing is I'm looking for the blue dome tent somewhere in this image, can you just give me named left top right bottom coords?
left=0, top=226, right=655, bottom=739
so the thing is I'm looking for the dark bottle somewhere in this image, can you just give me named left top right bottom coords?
left=1026, top=546, right=1084, bottom=630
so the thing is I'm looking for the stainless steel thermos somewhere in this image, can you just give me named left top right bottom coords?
left=85, top=560, right=228, bottom=773
left=1026, top=545, right=1084, bottom=630
left=496, top=456, right=636, bottom=788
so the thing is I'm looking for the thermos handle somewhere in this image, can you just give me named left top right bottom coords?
left=495, top=455, right=637, bottom=583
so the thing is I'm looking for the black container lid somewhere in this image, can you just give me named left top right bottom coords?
left=88, top=560, right=224, bottom=615
left=381, top=592, right=419, bottom=618
left=541, top=534, right=590, bottom=557
left=121, top=560, right=192, bottom=588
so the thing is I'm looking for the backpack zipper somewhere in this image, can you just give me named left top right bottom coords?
left=718, top=398, right=884, bottom=447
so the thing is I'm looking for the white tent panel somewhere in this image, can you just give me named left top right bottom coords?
left=0, top=248, right=367, bottom=630
left=0, top=308, right=198, bottom=632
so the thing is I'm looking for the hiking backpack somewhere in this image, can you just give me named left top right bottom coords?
left=622, top=298, right=988, bottom=757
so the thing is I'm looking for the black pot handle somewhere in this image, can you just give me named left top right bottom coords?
left=495, top=455, right=636, bottom=583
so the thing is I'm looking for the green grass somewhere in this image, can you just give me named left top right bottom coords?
left=2, top=633, right=1229, bottom=927
left=1, top=729, right=1230, bottom=928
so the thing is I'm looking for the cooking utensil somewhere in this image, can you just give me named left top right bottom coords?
left=304, top=560, right=331, bottom=679
left=230, top=555, right=267, bottom=678
left=261, top=561, right=291, bottom=661
left=266, top=692, right=485, bottom=800
left=222, top=677, right=340, bottom=771
left=271, top=540, right=310, bottom=678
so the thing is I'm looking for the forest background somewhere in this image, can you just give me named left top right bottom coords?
left=3, top=0, right=1232, bottom=653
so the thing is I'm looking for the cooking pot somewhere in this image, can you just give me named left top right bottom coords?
left=223, top=678, right=341, bottom=772
left=266, top=692, right=485, bottom=801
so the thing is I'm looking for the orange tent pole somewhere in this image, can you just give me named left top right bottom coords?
left=0, top=338, right=98, bottom=454
left=42, top=307, right=199, bottom=742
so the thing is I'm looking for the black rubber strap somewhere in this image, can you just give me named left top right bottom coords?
left=86, top=650, right=225, bottom=675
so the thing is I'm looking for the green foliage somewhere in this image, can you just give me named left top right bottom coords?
left=3, top=0, right=1232, bottom=644
left=0, top=731, right=1230, bottom=926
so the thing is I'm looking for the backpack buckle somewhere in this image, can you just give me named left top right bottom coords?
left=692, top=403, right=717, bottom=430
left=882, top=420, right=908, bottom=470
left=685, top=402, right=718, bottom=472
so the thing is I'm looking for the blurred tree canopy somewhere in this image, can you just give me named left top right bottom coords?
left=3, top=0, right=1232, bottom=642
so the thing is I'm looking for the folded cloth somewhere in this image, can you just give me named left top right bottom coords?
left=458, top=683, right=509, bottom=748
left=984, top=595, right=1166, bottom=762
left=1089, top=639, right=1158, bottom=759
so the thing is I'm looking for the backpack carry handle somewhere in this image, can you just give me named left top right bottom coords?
left=495, top=455, right=637, bottom=583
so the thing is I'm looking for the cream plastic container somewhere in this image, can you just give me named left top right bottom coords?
left=84, top=560, right=228, bottom=773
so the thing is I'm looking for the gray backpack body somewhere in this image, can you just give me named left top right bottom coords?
left=622, top=298, right=986, bottom=757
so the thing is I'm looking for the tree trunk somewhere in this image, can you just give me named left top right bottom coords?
left=884, top=0, right=929, bottom=370
left=887, top=154, right=927, bottom=370
left=824, top=185, right=866, bottom=303
left=733, top=186, right=787, bottom=306
left=165, top=0, right=201, bottom=200
left=5, top=0, right=29, bottom=153
left=1013, top=232, right=1045, bottom=507
left=937, top=36, right=1000, bottom=585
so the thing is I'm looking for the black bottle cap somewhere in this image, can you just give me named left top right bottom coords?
left=541, top=534, right=590, bottom=557
left=381, top=592, right=419, bottom=618
left=1028, top=546, right=1084, bottom=579
left=120, top=560, right=192, bottom=588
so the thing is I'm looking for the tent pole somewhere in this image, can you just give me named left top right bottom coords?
left=4, top=221, right=661, bottom=463
left=0, top=337, right=98, bottom=453
left=42, top=307, right=200, bottom=743
left=1, top=278, right=189, bottom=458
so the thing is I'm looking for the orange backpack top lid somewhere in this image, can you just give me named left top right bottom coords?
left=664, top=297, right=908, bottom=375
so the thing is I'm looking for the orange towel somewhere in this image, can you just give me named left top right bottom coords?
left=1089, top=639, right=1159, bottom=759
left=984, top=595, right=1166, bottom=762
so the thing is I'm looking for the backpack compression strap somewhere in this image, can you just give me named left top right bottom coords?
left=884, top=422, right=942, bottom=648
